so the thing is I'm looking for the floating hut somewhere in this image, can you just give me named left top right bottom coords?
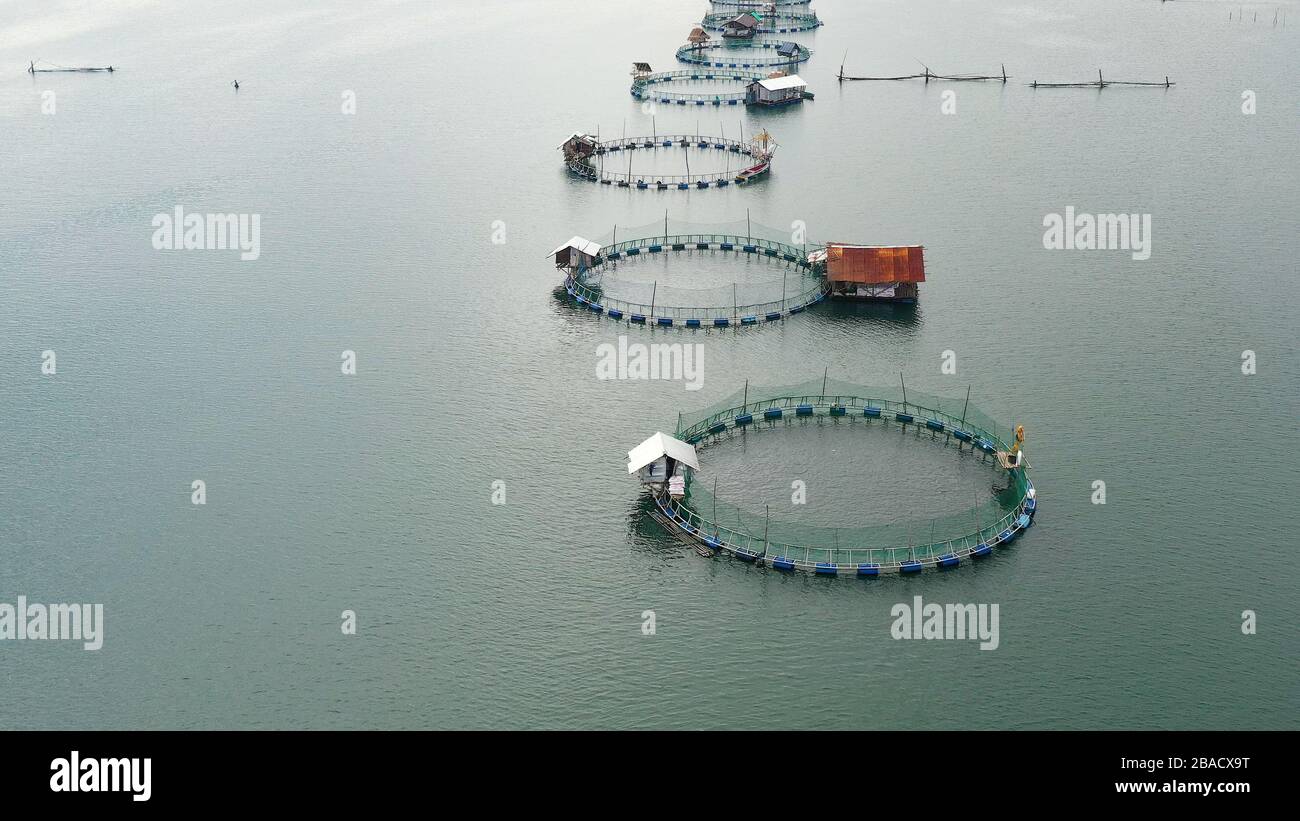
left=551, top=236, right=602, bottom=271
left=818, top=244, right=925, bottom=303
left=628, top=432, right=699, bottom=496
left=687, top=27, right=711, bottom=44
left=631, top=62, right=653, bottom=79
left=722, top=12, right=761, bottom=39
left=559, top=133, right=598, bottom=164
left=745, top=73, right=808, bottom=106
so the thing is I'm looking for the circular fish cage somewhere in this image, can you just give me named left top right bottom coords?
left=564, top=233, right=828, bottom=326
left=562, top=132, right=777, bottom=189
left=701, top=11, right=823, bottom=34
left=709, top=0, right=811, bottom=8
left=650, top=379, right=1037, bottom=576
left=676, top=39, right=812, bottom=69
left=631, top=69, right=766, bottom=106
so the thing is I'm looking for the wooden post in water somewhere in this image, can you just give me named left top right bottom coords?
left=822, top=367, right=828, bottom=400
left=900, top=371, right=908, bottom=413
left=713, top=477, right=719, bottom=539
left=762, top=504, right=769, bottom=558
left=650, top=282, right=657, bottom=320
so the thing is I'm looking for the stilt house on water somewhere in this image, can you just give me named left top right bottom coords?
left=687, top=27, right=710, bottom=44
left=722, top=13, right=761, bottom=39
left=631, top=62, right=653, bottom=79
left=551, top=236, right=602, bottom=271
left=745, top=74, right=808, bottom=106
left=816, top=244, right=926, bottom=303
left=628, top=433, right=699, bottom=499
left=559, top=134, right=598, bottom=163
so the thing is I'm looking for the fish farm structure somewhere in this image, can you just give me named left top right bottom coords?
left=559, top=131, right=777, bottom=189
left=676, top=39, right=812, bottom=69
left=631, top=378, right=1037, bottom=576
left=709, top=0, right=813, bottom=9
left=702, top=11, right=823, bottom=34
left=551, top=218, right=928, bottom=325
left=631, top=68, right=767, bottom=106
left=551, top=219, right=828, bottom=326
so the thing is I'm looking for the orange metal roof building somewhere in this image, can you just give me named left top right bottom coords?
left=824, top=244, right=925, bottom=284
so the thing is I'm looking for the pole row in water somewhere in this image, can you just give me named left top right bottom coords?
left=837, top=57, right=1173, bottom=88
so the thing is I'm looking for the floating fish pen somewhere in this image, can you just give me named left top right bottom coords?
left=709, top=1, right=813, bottom=9
left=559, top=131, right=777, bottom=189
left=676, top=39, right=812, bottom=69
left=702, top=11, right=823, bottom=34
left=551, top=220, right=828, bottom=326
left=631, top=68, right=768, bottom=106
left=632, top=378, right=1037, bottom=576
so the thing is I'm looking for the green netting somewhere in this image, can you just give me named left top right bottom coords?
left=678, top=377, right=1008, bottom=441
left=668, top=378, right=1031, bottom=565
left=589, top=216, right=823, bottom=249
left=569, top=218, right=828, bottom=320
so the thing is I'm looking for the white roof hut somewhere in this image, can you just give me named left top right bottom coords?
left=550, top=236, right=602, bottom=270
left=746, top=74, right=807, bottom=106
left=627, top=432, right=700, bottom=485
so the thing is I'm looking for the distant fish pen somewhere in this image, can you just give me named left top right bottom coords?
left=701, top=11, right=823, bottom=34
left=644, top=378, right=1037, bottom=575
left=676, top=39, right=812, bottom=69
left=559, top=132, right=777, bottom=189
left=709, top=0, right=812, bottom=8
left=551, top=220, right=828, bottom=327
left=631, top=68, right=767, bottom=106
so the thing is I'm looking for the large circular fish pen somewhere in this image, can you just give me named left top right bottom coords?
left=708, top=0, right=812, bottom=8
left=676, top=39, right=812, bottom=69
left=563, top=221, right=828, bottom=326
left=631, top=69, right=767, bottom=106
left=561, top=133, right=776, bottom=189
left=701, top=11, right=823, bottom=34
left=650, top=378, right=1037, bottom=575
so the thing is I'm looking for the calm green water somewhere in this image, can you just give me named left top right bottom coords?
left=1, top=0, right=1296, bottom=729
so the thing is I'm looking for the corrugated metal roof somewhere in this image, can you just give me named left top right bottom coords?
left=757, top=74, right=806, bottom=91
left=628, top=432, right=700, bottom=474
left=824, top=244, right=926, bottom=284
left=550, top=236, right=602, bottom=258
